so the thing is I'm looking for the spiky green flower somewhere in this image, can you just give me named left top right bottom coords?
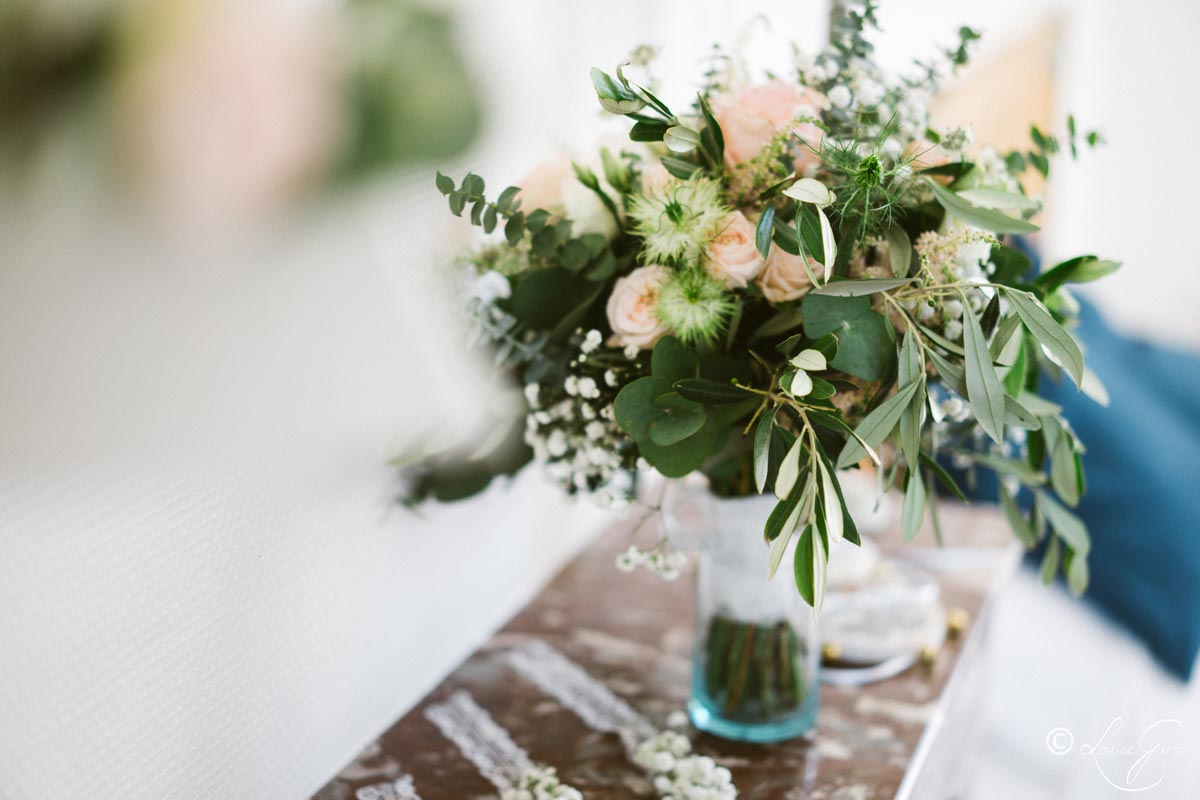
left=655, top=268, right=735, bottom=345
left=627, top=177, right=729, bottom=265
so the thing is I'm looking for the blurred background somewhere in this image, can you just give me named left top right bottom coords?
left=1, top=1, right=1197, bottom=798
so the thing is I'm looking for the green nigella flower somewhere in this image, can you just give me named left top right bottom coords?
left=627, top=177, right=729, bottom=265
left=655, top=268, right=735, bottom=345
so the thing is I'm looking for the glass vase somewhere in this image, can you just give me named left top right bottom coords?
left=669, top=490, right=820, bottom=743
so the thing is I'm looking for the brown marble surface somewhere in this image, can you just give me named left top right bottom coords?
left=314, top=504, right=1019, bottom=800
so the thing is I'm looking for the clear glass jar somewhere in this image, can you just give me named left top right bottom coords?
left=667, top=488, right=820, bottom=742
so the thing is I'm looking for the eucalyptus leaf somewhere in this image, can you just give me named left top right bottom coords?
left=962, top=299, right=1006, bottom=444
left=1017, top=393, right=1062, bottom=417
left=1040, top=536, right=1061, bottom=585
left=590, top=67, right=644, bottom=114
left=648, top=406, right=707, bottom=446
left=901, top=467, right=926, bottom=542
left=673, top=378, right=755, bottom=405
left=999, top=485, right=1036, bottom=548
left=1066, top=548, right=1090, bottom=596
left=664, top=125, right=702, bottom=153
left=1047, top=419, right=1080, bottom=506
left=810, top=277, right=913, bottom=296
left=755, top=206, right=776, bottom=258
left=790, top=349, right=828, bottom=371
left=613, top=376, right=672, bottom=440
left=956, top=188, right=1041, bottom=211
left=836, top=380, right=921, bottom=468
left=802, top=295, right=894, bottom=381
left=816, top=205, right=837, bottom=272
left=898, top=328, right=925, bottom=468
left=651, top=336, right=699, bottom=383
left=886, top=225, right=912, bottom=277
left=753, top=407, right=777, bottom=494
left=1036, top=255, right=1122, bottom=292
left=1037, top=490, right=1090, bottom=556
left=926, top=179, right=1039, bottom=234
left=920, top=453, right=968, bottom=502
left=963, top=451, right=1046, bottom=486
left=1004, top=395, right=1042, bottom=430
left=815, top=449, right=861, bottom=545
left=775, top=436, right=805, bottom=500
left=1002, top=288, right=1085, bottom=387
left=917, top=323, right=966, bottom=357
left=768, top=506, right=798, bottom=577
left=793, top=525, right=823, bottom=608
left=817, top=459, right=843, bottom=546
left=927, top=348, right=969, bottom=397
left=661, top=156, right=702, bottom=180
left=764, top=479, right=803, bottom=544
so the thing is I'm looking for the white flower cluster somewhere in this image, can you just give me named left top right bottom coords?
left=523, top=331, right=637, bottom=503
left=974, top=145, right=1022, bottom=192
left=614, top=544, right=689, bottom=580
left=797, top=50, right=930, bottom=162
left=501, top=766, right=582, bottom=800
left=633, top=731, right=736, bottom=800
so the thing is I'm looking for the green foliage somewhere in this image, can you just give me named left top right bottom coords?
left=419, top=18, right=1116, bottom=609
left=800, top=295, right=894, bottom=380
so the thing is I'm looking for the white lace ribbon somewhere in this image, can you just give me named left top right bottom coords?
left=424, top=689, right=533, bottom=790
left=423, top=689, right=583, bottom=799
left=355, top=775, right=421, bottom=800
left=505, top=640, right=657, bottom=755
left=505, top=640, right=737, bottom=800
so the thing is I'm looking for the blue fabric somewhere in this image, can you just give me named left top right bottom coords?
left=947, top=293, right=1200, bottom=680
left=1040, top=300, right=1200, bottom=680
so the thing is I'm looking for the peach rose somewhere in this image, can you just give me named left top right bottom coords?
left=640, top=162, right=674, bottom=194
left=711, top=81, right=828, bottom=173
left=606, top=265, right=671, bottom=350
left=517, top=155, right=572, bottom=211
left=757, top=247, right=824, bottom=304
left=705, top=211, right=765, bottom=288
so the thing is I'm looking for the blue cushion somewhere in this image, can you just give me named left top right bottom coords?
left=1039, top=300, right=1200, bottom=680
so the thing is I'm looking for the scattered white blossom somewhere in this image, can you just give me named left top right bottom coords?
left=827, top=84, right=852, bottom=108
left=501, top=766, right=582, bottom=800
left=614, top=544, right=689, bottom=580
left=581, top=329, right=603, bottom=353
left=634, top=731, right=736, bottom=800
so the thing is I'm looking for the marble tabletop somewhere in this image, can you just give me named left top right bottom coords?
left=313, top=503, right=1019, bottom=800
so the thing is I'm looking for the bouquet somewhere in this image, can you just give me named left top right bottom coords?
left=408, top=1, right=1116, bottom=613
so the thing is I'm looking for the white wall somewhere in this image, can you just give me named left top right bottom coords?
left=1, top=1, right=1195, bottom=799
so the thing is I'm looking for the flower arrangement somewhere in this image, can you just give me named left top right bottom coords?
left=409, top=1, right=1117, bottom=613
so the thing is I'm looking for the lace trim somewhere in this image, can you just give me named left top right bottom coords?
left=505, top=640, right=656, bottom=754
left=355, top=775, right=421, bottom=800
left=506, top=641, right=737, bottom=800
left=424, top=689, right=533, bottom=790
left=423, top=689, right=583, bottom=799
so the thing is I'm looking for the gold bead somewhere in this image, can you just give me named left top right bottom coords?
left=946, top=607, right=969, bottom=638
left=822, top=643, right=843, bottom=661
left=919, top=646, right=939, bottom=667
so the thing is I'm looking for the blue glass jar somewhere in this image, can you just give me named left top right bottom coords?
left=675, top=493, right=820, bottom=742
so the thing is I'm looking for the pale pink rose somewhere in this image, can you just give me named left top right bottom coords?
left=640, top=162, right=674, bottom=195
left=757, top=247, right=824, bottom=304
left=517, top=155, right=572, bottom=211
left=705, top=211, right=765, bottom=288
left=711, top=81, right=828, bottom=172
left=606, top=265, right=671, bottom=350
